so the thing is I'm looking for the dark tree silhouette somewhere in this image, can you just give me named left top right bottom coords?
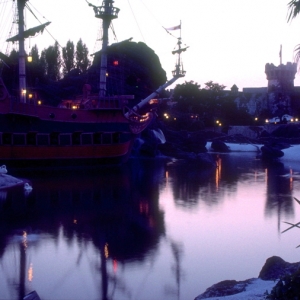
left=173, top=81, right=201, bottom=113
left=76, top=39, right=90, bottom=73
left=44, top=41, right=61, bottom=80
left=287, top=0, right=300, bottom=22
left=287, top=1, right=300, bottom=64
left=62, top=40, right=75, bottom=75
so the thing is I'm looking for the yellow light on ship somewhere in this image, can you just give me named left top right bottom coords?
left=254, top=117, right=258, bottom=121
left=216, top=120, right=219, bottom=124
left=149, top=99, right=158, bottom=104
left=28, top=94, right=33, bottom=99
left=37, top=100, right=42, bottom=105
left=27, top=55, right=32, bottom=63
left=22, top=89, right=26, bottom=95
left=72, top=105, right=77, bottom=109
left=265, top=119, right=269, bottom=123
left=296, top=118, right=299, bottom=122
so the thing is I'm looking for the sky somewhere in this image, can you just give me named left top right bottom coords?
left=1, top=0, right=300, bottom=90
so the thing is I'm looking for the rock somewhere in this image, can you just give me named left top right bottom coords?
left=195, top=278, right=255, bottom=299
left=211, top=140, right=230, bottom=152
left=260, top=129, right=271, bottom=137
left=194, top=256, right=300, bottom=300
left=271, top=124, right=300, bottom=138
left=260, top=145, right=284, bottom=159
left=258, top=256, right=300, bottom=281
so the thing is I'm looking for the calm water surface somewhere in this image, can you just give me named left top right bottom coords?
left=1, top=153, right=300, bottom=300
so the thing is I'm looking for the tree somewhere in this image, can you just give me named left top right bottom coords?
left=204, top=81, right=226, bottom=94
left=173, top=81, right=201, bottom=112
left=27, top=44, right=46, bottom=86
left=287, top=0, right=300, bottom=22
left=62, top=40, right=75, bottom=75
left=29, top=45, right=39, bottom=62
left=75, top=39, right=90, bottom=73
left=287, top=1, right=300, bottom=63
left=44, top=41, right=61, bottom=80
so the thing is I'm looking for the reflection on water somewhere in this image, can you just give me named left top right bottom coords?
left=0, top=155, right=300, bottom=300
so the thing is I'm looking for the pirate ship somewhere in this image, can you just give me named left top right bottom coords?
left=0, top=0, right=186, bottom=166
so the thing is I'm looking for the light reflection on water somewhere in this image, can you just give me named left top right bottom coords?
left=0, top=154, right=300, bottom=300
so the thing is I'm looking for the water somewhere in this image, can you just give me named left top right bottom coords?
left=1, top=153, right=300, bottom=300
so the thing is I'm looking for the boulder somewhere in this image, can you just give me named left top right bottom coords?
left=271, top=124, right=300, bottom=138
left=258, top=256, right=300, bottom=281
left=260, top=145, right=284, bottom=159
left=195, top=256, right=300, bottom=300
left=211, top=140, right=230, bottom=152
left=195, top=278, right=255, bottom=299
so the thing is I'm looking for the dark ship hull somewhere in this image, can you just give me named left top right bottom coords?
left=0, top=78, right=153, bottom=166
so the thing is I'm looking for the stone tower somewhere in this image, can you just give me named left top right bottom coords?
left=265, top=62, right=297, bottom=92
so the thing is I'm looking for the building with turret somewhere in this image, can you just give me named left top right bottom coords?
left=233, top=61, right=300, bottom=118
left=265, top=62, right=297, bottom=92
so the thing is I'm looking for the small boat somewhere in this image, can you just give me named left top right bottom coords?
left=0, top=0, right=186, bottom=166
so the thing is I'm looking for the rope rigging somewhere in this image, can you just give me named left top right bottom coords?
left=25, top=1, right=63, bottom=48
left=127, top=0, right=146, bottom=43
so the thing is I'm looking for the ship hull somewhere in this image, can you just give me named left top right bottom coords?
left=0, top=82, right=152, bottom=166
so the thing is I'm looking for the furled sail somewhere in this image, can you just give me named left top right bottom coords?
left=6, top=22, right=51, bottom=43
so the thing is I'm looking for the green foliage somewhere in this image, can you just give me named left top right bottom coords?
left=44, top=41, right=61, bottom=80
left=76, top=39, right=90, bottom=73
left=62, top=40, right=75, bottom=75
left=173, top=81, right=201, bottom=113
left=204, top=80, right=226, bottom=93
left=171, top=80, right=252, bottom=127
left=287, top=0, right=300, bottom=22
left=27, top=45, right=46, bottom=86
left=287, top=1, right=300, bottom=64
left=30, top=45, right=39, bottom=63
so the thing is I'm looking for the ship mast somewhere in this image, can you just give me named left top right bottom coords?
left=125, top=23, right=187, bottom=115
left=171, top=21, right=188, bottom=78
left=88, top=0, right=119, bottom=99
left=17, top=0, right=28, bottom=103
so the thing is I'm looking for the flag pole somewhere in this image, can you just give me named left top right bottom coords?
left=280, top=44, right=282, bottom=65
left=180, top=20, right=182, bottom=39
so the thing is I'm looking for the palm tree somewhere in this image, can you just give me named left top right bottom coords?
left=287, top=0, right=300, bottom=22
left=287, top=1, right=300, bottom=63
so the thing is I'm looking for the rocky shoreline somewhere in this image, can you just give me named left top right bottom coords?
left=195, top=256, right=300, bottom=299
left=138, top=123, right=300, bottom=162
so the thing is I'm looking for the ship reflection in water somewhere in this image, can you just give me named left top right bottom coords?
left=1, top=155, right=300, bottom=300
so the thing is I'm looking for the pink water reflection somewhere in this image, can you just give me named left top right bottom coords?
left=0, top=155, right=300, bottom=300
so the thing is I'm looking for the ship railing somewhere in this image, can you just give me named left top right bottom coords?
left=10, top=97, right=39, bottom=116
left=81, top=95, right=134, bottom=109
